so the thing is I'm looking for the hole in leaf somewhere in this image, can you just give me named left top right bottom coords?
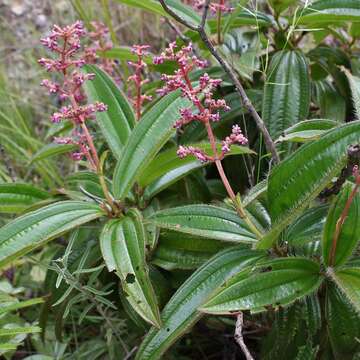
left=125, top=273, right=136, bottom=284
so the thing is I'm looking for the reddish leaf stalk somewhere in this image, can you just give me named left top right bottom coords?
left=329, top=166, right=360, bottom=266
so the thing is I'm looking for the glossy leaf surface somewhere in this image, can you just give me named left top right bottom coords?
left=148, top=204, right=258, bottom=243
left=113, top=90, right=190, bottom=199
left=136, top=247, right=265, bottom=360
left=100, top=209, right=161, bottom=327
left=0, top=201, right=104, bottom=269
left=201, top=258, right=322, bottom=314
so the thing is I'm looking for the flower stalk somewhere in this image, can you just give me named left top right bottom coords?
left=154, top=42, right=262, bottom=238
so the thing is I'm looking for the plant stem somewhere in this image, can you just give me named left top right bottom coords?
left=217, top=0, right=224, bottom=44
left=329, top=180, right=360, bottom=266
left=181, top=68, right=262, bottom=238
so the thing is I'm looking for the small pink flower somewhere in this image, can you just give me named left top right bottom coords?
left=221, top=125, right=248, bottom=155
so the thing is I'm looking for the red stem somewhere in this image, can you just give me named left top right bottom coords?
left=181, top=66, right=247, bottom=219
left=135, top=56, right=143, bottom=121
left=329, top=181, right=360, bottom=266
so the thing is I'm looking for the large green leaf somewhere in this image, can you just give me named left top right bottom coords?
left=201, top=258, right=322, bottom=314
left=322, top=182, right=360, bottom=267
left=139, top=144, right=254, bottom=200
left=331, top=267, right=360, bottom=313
left=326, top=284, right=360, bottom=356
left=135, top=247, right=265, bottom=360
left=0, top=201, right=104, bottom=269
left=262, top=121, right=360, bottom=249
left=298, top=0, right=360, bottom=25
left=100, top=209, right=161, bottom=327
left=152, top=230, right=228, bottom=270
left=0, top=183, right=49, bottom=214
left=113, top=90, right=190, bottom=199
left=148, top=204, right=258, bottom=243
left=82, top=65, right=133, bottom=159
left=262, top=50, right=310, bottom=142
left=285, top=204, right=328, bottom=247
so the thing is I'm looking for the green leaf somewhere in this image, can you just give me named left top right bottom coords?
left=322, top=182, right=360, bottom=267
left=211, top=10, right=272, bottom=34
left=262, top=50, right=310, bottom=142
left=262, top=121, right=360, bottom=249
left=269, top=0, right=298, bottom=14
left=326, top=283, right=360, bottom=356
left=0, top=326, right=41, bottom=337
left=30, top=143, right=77, bottom=163
left=330, top=267, right=360, bottom=313
left=0, top=201, right=104, bottom=269
left=93, top=64, right=136, bottom=128
left=113, top=90, right=190, bottom=199
left=298, top=0, right=360, bottom=25
left=0, top=298, right=44, bottom=316
left=313, top=81, right=346, bottom=122
left=148, top=204, right=258, bottom=243
left=100, top=209, right=161, bottom=327
left=342, top=67, right=360, bottom=119
left=276, top=119, right=339, bottom=143
left=0, top=343, right=17, bottom=351
left=152, top=230, right=228, bottom=270
left=82, top=65, right=133, bottom=159
left=114, top=0, right=206, bottom=31
left=101, top=47, right=153, bottom=65
left=0, top=183, right=49, bottom=214
left=285, top=204, right=328, bottom=246
left=200, top=258, right=322, bottom=314
left=66, top=171, right=112, bottom=199
left=140, top=144, right=254, bottom=200
left=135, top=247, right=265, bottom=360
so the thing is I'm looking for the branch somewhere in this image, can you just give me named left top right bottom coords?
left=320, top=144, right=360, bottom=199
left=158, top=0, right=280, bottom=164
left=234, top=312, right=254, bottom=360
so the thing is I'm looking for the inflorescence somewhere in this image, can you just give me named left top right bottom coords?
left=154, top=42, right=247, bottom=163
left=128, top=45, right=153, bottom=120
left=38, top=21, right=107, bottom=169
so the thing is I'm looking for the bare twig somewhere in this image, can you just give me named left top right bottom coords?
left=234, top=312, right=254, bottom=360
left=158, top=0, right=280, bottom=164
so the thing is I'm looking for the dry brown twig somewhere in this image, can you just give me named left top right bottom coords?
left=234, top=312, right=255, bottom=360
left=157, top=0, right=280, bottom=164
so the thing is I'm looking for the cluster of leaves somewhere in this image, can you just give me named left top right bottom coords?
left=2, top=0, right=360, bottom=359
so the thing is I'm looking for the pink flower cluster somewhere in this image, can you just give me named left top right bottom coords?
left=184, top=0, right=234, bottom=14
left=85, top=21, right=115, bottom=76
left=128, top=45, right=153, bottom=120
left=154, top=42, right=247, bottom=163
left=39, top=21, right=107, bottom=166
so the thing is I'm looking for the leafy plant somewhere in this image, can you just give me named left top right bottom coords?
left=1, top=0, right=360, bottom=358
